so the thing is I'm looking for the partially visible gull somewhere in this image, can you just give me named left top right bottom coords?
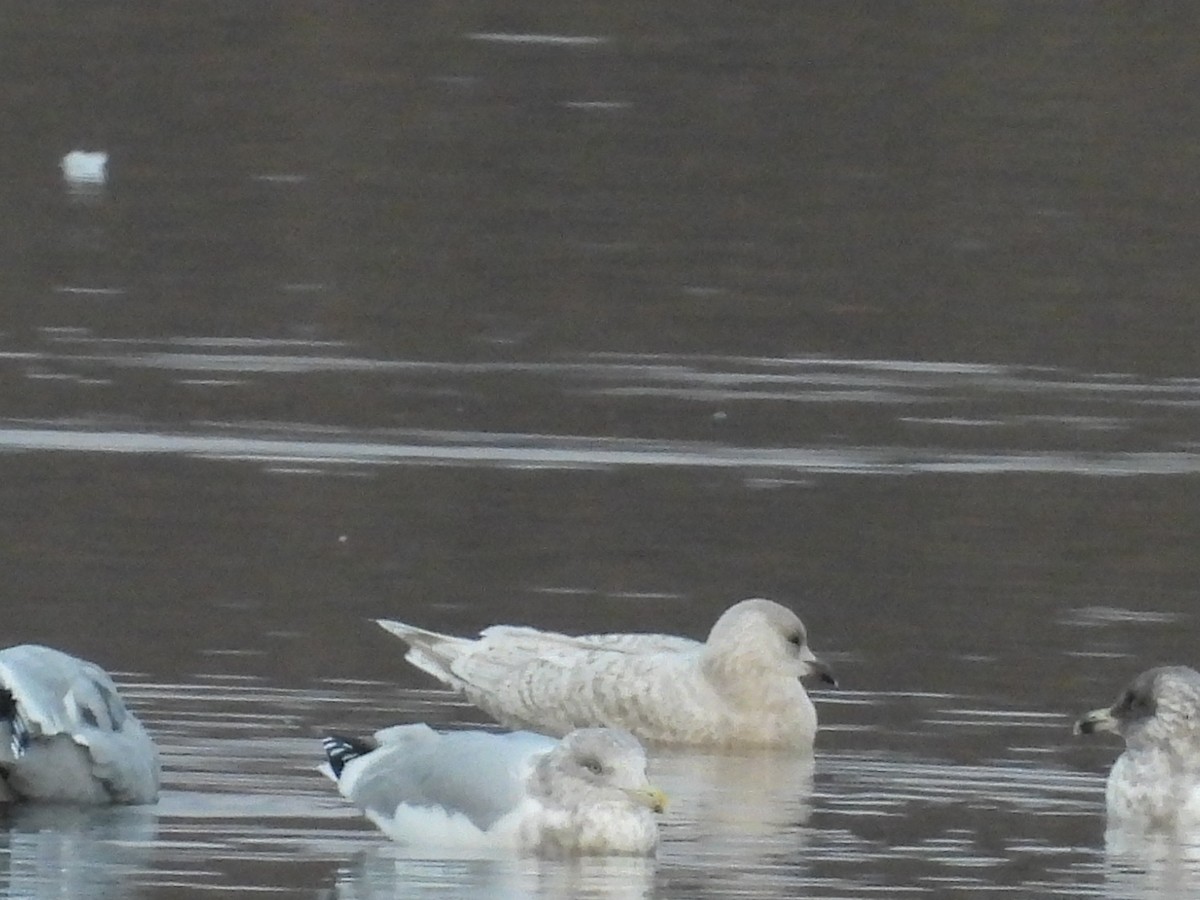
left=0, top=645, right=159, bottom=804
left=376, top=598, right=836, bottom=750
left=1076, top=665, right=1200, bottom=832
left=321, top=724, right=665, bottom=856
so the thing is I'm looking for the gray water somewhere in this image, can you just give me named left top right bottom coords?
left=5, top=3, right=1200, bottom=897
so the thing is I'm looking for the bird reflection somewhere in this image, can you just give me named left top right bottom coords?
left=0, top=804, right=157, bottom=899
left=330, top=848, right=655, bottom=900
left=652, top=750, right=815, bottom=860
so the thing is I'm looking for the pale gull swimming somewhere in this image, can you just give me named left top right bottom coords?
left=0, top=645, right=159, bottom=804
left=1076, top=666, right=1200, bottom=832
left=321, top=724, right=665, bottom=856
left=376, top=598, right=836, bottom=749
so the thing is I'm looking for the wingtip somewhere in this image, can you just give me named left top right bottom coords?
left=375, top=618, right=404, bottom=635
left=322, top=733, right=374, bottom=778
left=377, top=619, right=425, bottom=645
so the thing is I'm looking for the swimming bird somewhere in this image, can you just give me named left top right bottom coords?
left=321, top=724, right=665, bottom=856
left=1075, top=665, right=1200, bottom=832
left=376, top=598, right=836, bottom=749
left=0, top=645, right=159, bottom=804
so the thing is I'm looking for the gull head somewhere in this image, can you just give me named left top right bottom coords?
left=541, top=728, right=667, bottom=814
left=704, top=598, right=836, bottom=686
left=1075, top=665, right=1200, bottom=749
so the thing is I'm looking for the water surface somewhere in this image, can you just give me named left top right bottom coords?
left=6, top=2, right=1200, bottom=898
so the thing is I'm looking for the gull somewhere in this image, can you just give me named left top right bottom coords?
left=1076, top=665, right=1200, bottom=832
left=377, top=598, right=836, bottom=749
left=0, top=645, right=159, bottom=804
left=321, top=724, right=665, bottom=856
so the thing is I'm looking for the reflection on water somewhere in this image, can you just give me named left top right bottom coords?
left=656, top=751, right=814, bottom=863
left=8, top=334, right=1200, bottom=476
left=334, top=850, right=655, bottom=900
left=0, top=674, right=1116, bottom=898
left=0, top=805, right=156, bottom=900
left=1104, top=827, right=1200, bottom=900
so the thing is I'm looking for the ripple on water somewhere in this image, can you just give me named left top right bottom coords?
left=7, top=342, right=1200, bottom=477
left=0, top=675, right=1125, bottom=897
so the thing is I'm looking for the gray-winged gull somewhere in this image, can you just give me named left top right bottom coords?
left=0, top=645, right=159, bottom=804
left=321, top=724, right=665, bottom=856
left=1076, top=665, right=1200, bottom=831
left=376, top=598, right=836, bottom=749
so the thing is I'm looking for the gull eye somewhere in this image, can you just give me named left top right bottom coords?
left=1117, top=688, right=1154, bottom=719
left=581, top=758, right=604, bottom=776
left=786, top=633, right=803, bottom=647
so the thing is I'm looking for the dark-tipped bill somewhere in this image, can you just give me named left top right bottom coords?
left=1074, top=706, right=1117, bottom=736
left=804, top=657, right=838, bottom=688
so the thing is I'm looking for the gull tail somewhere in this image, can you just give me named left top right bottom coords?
left=375, top=619, right=474, bottom=690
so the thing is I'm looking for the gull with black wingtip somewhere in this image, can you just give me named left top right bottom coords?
left=321, top=724, right=665, bottom=856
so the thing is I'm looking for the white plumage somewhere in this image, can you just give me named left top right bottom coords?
left=0, top=645, right=159, bottom=804
left=1076, top=665, right=1200, bottom=833
left=376, top=598, right=835, bottom=749
left=321, top=724, right=664, bottom=856
left=60, top=150, right=108, bottom=185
